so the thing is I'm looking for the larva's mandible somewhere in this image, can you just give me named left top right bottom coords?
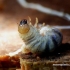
left=18, top=18, right=63, bottom=54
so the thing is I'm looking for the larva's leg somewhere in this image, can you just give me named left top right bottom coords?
left=34, top=17, right=38, bottom=28
left=42, top=22, right=45, bottom=26
left=28, top=16, right=32, bottom=25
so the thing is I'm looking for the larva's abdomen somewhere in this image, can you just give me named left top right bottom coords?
left=40, top=26, right=62, bottom=52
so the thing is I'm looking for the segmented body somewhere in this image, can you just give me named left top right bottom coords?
left=18, top=18, right=63, bottom=54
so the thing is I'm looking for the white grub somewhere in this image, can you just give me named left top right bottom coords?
left=7, top=17, right=70, bottom=57
left=18, top=18, right=63, bottom=54
left=17, top=0, right=70, bottom=21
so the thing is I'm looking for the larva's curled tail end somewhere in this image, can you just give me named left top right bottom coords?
left=18, top=19, right=30, bottom=34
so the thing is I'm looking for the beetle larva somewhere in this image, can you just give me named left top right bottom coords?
left=18, top=18, right=63, bottom=55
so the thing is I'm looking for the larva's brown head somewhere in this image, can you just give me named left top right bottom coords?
left=18, top=19, right=30, bottom=34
